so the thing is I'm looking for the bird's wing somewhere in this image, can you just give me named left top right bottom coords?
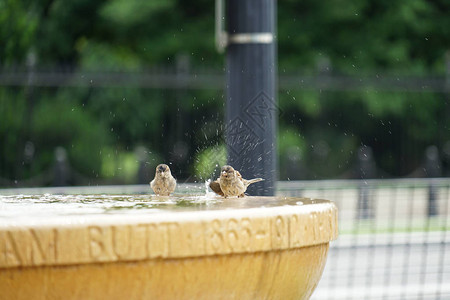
left=209, top=180, right=224, bottom=196
left=235, top=171, right=243, bottom=179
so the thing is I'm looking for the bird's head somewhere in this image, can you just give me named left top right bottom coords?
left=220, top=165, right=235, bottom=180
left=155, top=164, right=171, bottom=178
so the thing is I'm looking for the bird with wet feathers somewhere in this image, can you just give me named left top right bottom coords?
left=150, top=164, right=176, bottom=196
left=209, top=165, right=264, bottom=198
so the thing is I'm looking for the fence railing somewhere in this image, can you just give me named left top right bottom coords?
left=1, top=66, right=449, bottom=93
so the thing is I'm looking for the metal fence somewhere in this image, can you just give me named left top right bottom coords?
left=0, top=178, right=449, bottom=299
left=278, top=179, right=450, bottom=300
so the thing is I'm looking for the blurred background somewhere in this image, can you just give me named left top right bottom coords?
left=1, top=0, right=450, bottom=299
left=1, top=0, right=449, bottom=186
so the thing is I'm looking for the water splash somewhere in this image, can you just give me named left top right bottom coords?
left=204, top=179, right=216, bottom=196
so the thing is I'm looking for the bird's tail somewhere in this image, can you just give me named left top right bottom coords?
left=245, top=178, right=264, bottom=186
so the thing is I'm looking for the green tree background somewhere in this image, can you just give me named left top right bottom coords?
left=0, top=0, right=449, bottom=185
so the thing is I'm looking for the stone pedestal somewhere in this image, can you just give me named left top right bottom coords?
left=0, top=195, right=338, bottom=300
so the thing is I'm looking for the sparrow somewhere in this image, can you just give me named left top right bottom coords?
left=150, top=164, right=176, bottom=196
left=209, top=165, right=264, bottom=198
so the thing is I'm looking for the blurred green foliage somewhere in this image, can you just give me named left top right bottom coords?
left=0, top=0, right=449, bottom=184
left=194, top=144, right=227, bottom=180
left=31, top=96, right=109, bottom=176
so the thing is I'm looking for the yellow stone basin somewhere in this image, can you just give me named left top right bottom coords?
left=0, top=195, right=338, bottom=300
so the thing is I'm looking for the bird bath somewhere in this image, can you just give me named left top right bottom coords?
left=0, top=193, right=338, bottom=300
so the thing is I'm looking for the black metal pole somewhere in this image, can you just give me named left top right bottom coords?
left=424, top=145, right=441, bottom=216
left=225, top=0, right=277, bottom=196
